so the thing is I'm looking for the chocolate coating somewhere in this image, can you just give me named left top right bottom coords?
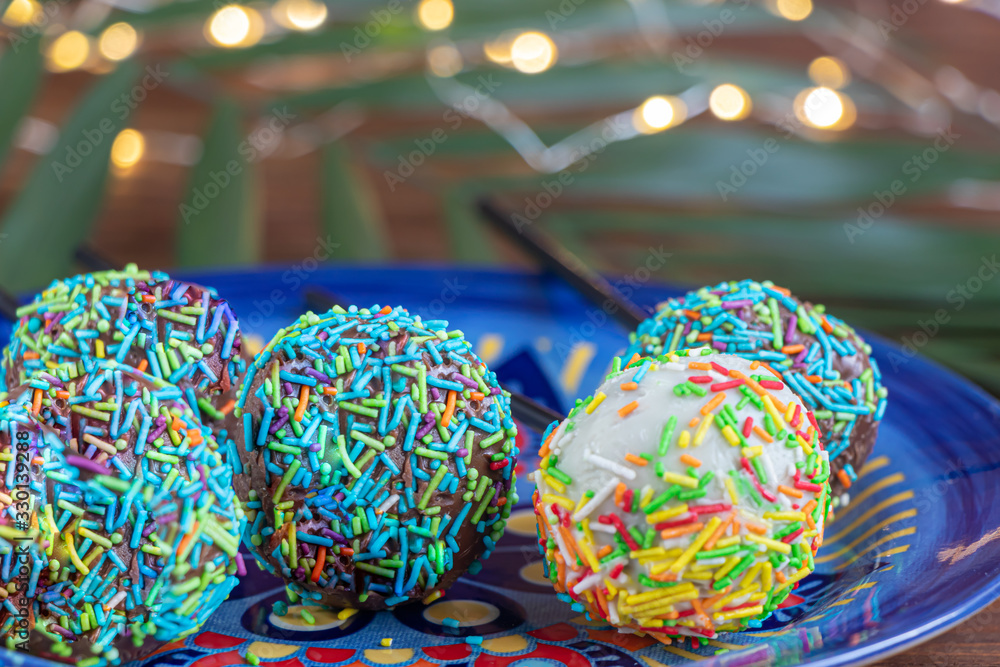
left=0, top=364, right=244, bottom=664
left=234, top=306, right=519, bottom=611
left=627, top=280, right=887, bottom=499
left=2, top=265, right=246, bottom=461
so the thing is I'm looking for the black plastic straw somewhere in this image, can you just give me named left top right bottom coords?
left=476, top=196, right=647, bottom=331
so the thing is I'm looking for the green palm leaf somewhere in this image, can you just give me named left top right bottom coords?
left=0, top=61, right=140, bottom=292
left=176, top=98, right=261, bottom=267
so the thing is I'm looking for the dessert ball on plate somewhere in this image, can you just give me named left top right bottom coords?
left=234, top=305, right=518, bottom=611
left=627, top=279, right=886, bottom=499
left=533, top=351, right=830, bottom=640
left=3, top=264, right=246, bottom=462
left=0, top=363, right=244, bottom=664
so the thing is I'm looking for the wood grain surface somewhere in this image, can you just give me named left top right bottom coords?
left=874, top=600, right=1000, bottom=666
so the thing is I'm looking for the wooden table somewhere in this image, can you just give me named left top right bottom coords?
left=873, top=600, right=1000, bottom=666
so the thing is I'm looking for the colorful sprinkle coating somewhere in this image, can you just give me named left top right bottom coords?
left=234, top=305, right=518, bottom=611
left=2, top=264, right=247, bottom=467
left=0, top=363, right=245, bottom=665
left=626, top=279, right=887, bottom=498
left=532, top=351, right=830, bottom=640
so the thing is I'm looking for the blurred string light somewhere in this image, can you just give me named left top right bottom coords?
left=795, top=86, right=856, bottom=130
left=427, top=70, right=703, bottom=172
left=46, top=0, right=979, bottom=178
left=99, top=22, right=140, bottom=61
left=47, top=31, right=91, bottom=72
left=1, top=0, right=41, bottom=27
left=808, top=56, right=850, bottom=89
left=510, top=31, right=557, bottom=74
left=775, top=0, right=813, bottom=21
left=634, top=95, right=687, bottom=133
left=206, top=5, right=264, bottom=48
left=709, top=84, right=751, bottom=121
left=427, top=44, right=463, bottom=77
left=273, top=0, right=328, bottom=32
left=416, top=0, right=453, bottom=31
left=111, top=129, right=145, bottom=171
left=483, top=31, right=517, bottom=65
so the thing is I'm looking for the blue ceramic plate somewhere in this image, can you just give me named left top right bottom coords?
left=6, top=266, right=1000, bottom=667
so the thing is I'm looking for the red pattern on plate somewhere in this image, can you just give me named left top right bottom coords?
left=305, top=648, right=357, bottom=663
left=194, top=633, right=246, bottom=650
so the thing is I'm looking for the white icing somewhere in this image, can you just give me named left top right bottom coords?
left=535, top=353, right=829, bottom=638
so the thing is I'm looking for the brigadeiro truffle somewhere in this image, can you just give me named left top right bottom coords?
left=2, top=265, right=246, bottom=463
left=0, top=362, right=245, bottom=664
left=626, top=279, right=887, bottom=501
left=533, top=351, right=831, bottom=640
left=234, top=305, right=519, bottom=611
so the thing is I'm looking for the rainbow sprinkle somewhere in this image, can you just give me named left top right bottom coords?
left=0, top=363, right=244, bottom=665
left=3, top=264, right=246, bottom=468
left=626, top=279, right=887, bottom=496
left=234, top=305, right=518, bottom=610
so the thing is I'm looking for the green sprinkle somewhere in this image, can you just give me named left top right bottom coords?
left=418, top=466, right=449, bottom=510
left=414, top=447, right=448, bottom=461
left=659, top=415, right=677, bottom=457
left=547, top=466, right=572, bottom=485
left=273, top=460, right=301, bottom=504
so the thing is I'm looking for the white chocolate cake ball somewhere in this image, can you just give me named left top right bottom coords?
left=532, top=351, right=831, bottom=641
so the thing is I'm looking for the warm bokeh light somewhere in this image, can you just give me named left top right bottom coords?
left=111, top=129, right=145, bottom=170
left=808, top=56, right=850, bottom=89
left=427, top=44, right=463, bottom=77
left=207, top=5, right=264, bottom=48
left=634, top=96, right=687, bottom=133
left=798, top=87, right=842, bottom=128
left=416, top=0, right=454, bottom=31
left=99, top=22, right=140, bottom=61
left=483, top=32, right=517, bottom=65
left=510, top=31, right=557, bottom=74
left=47, top=31, right=91, bottom=72
left=276, top=0, right=328, bottom=31
left=709, top=84, right=752, bottom=121
left=795, top=86, right=855, bottom=130
left=776, top=0, right=813, bottom=21
left=2, top=0, right=40, bottom=27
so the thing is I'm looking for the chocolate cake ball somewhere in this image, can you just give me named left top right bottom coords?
left=0, top=363, right=245, bottom=664
left=234, top=305, right=519, bottom=611
left=626, top=279, right=887, bottom=500
left=2, top=265, right=246, bottom=463
left=533, top=352, right=831, bottom=639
